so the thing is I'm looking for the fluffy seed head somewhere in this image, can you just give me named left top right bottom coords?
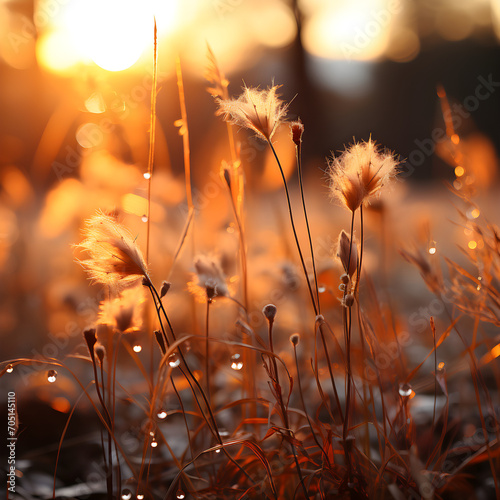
left=290, top=120, right=304, bottom=146
left=328, top=139, right=398, bottom=212
left=188, top=254, right=230, bottom=302
left=98, top=286, right=145, bottom=333
left=75, top=212, right=149, bottom=291
left=216, top=84, right=288, bottom=142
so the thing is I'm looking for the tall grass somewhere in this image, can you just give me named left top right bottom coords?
left=1, top=45, right=500, bottom=500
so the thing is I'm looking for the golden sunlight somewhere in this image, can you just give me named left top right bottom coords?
left=35, top=0, right=179, bottom=73
left=302, top=0, right=398, bottom=61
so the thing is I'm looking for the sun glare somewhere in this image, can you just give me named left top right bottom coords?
left=35, top=0, right=178, bottom=74
left=302, top=0, right=396, bottom=61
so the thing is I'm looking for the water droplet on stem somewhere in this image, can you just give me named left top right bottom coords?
left=230, top=353, right=243, bottom=370
left=47, top=369, right=57, bottom=383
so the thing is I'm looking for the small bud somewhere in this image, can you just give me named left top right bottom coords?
left=290, top=119, right=304, bottom=146
left=160, top=281, right=171, bottom=298
left=262, top=304, right=277, bottom=322
left=223, top=167, right=231, bottom=188
left=83, top=328, right=97, bottom=358
left=206, top=281, right=217, bottom=301
left=340, top=273, right=349, bottom=285
left=344, top=294, right=354, bottom=307
left=289, top=333, right=300, bottom=346
left=94, top=344, right=106, bottom=363
left=154, top=330, right=166, bottom=355
left=337, top=230, right=358, bottom=278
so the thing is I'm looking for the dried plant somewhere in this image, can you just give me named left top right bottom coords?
left=328, top=138, right=399, bottom=213
left=4, top=47, right=500, bottom=500
left=216, top=84, right=288, bottom=142
left=75, top=211, right=150, bottom=290
left=98, top=285, right=145, bottom=333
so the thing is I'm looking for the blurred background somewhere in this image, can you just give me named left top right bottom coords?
left=1, top=3, right=500, bottom=492
left=0, top=0, right=499, bottom=356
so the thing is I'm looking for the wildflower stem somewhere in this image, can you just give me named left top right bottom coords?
left=354, top=206, right=365, bottom=297
left=267, top=319, right=309, bottom=499
left=317, top=319, right=344, bottom=425
left=225, top=179, right=249, bottom=312
left=342, top=301, right=353, bottom=444
left=89, top=348, right=113, bottom=497
left=206, top=299, right=211, bottom=407
left=295, top=140, right=320, bottom=313
left=292, top=343, right=330, bottom=466
left=145, top=18, right=157, bottom=264
left=176, top=57, right=194, bottom=211
left=268, top=141, right=318, bottom=316
left=347, top=211, right=355, bottom=280
left=147, top=282, right=253, bottom=484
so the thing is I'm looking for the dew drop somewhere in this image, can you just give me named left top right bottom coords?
left=143, top=172, right=151, bottom=180
left=157, top=410, right=167, bottom=420
left=176, top=492, right=185, bottom=499
left=398, top=383, right=412, bottom=398
left=133, top=345, right=142, bottom=353
left=437, top=361, right=445, bottom=374
left=467, top=207, right=480, bottom=219
left=226, top=224, right=235, bottom=234
left=137, top=495, right=144, bottom=500
left=215, top=448, right=221, bottom=453
left=230, top=353, right=243, bottom=371
left=47, top=369, right=57, bottom=383
left=168, top=353, right=180, bottom=368
left=151, top=439, right=158, bottom=448
left=141, top=215, right=148, bottom=223
left=6, top=364, right=13, bottom=374
left=428, top=241, right=437, bottom=255
left=318, top=286, right=326, bottom=293
left=121, top=489, right=132, bottom=500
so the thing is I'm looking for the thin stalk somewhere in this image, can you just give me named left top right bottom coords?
left=145, top=18, right=157, bottom=263
left=354, top=206, right=365, bottom=297
left=111, top=334, right=122, bottom=497
left=347, top=211, right=355, bottom=280
left=293, top=343, right=330, bottom=467
left=224, top=179, right=249, bottom=312
left=268, top=141, right=317, bottom=316
left=317, top=320, right=344, bottom=424
left=206, top=299, right=211, bottom=406
left=267, top=318, right=309, bottom=499
left=88, top=347, right=113, bottom=498
left=295, top=140, right=320, bottom=313
left=147, top=282, right=253, bottom=483
left=176, top=58, right=193, bottom=211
